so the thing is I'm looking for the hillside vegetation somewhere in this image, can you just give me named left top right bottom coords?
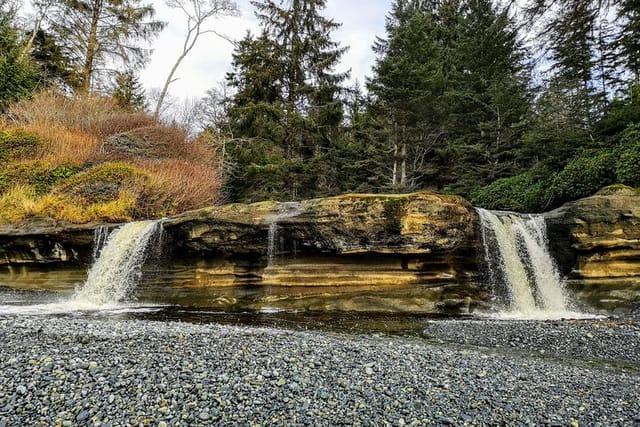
left=0, top=92, right=222, bottom=225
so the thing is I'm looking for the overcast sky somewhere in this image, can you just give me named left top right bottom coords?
left=140, top=0, right=393, bottom=102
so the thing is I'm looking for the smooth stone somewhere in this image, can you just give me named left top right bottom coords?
left=76, top=410, right=90, bottom=422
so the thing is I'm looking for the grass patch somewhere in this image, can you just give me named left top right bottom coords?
left=0, top=91, right=224, bottom=225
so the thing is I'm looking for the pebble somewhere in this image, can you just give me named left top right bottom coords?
left=0, top=316, right=637, bottom=426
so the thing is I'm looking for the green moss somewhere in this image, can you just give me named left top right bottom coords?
left=0, top=129, right=39, bottom=162
left=383, top=198, right=405, bottom=234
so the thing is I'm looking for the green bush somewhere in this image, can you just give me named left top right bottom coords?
left=548, top=149, right=617, bottom=205
left=0, top=129, right=40, bottom=162
left=615, top=123, right=640, bottom=187
left=470, top=171, right=551, bottom=212
left=0, top=161, right=80, bottom=195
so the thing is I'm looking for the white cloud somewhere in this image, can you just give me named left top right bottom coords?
left=140, top=0, right=391, bottom=101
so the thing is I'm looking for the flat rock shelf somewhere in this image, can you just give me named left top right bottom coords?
left=0, top=316, right=638, bottom=426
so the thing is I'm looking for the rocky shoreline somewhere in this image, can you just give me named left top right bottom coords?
left=0, top=316, right=638, bottom=426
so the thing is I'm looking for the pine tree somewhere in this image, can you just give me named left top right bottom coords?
left=28, top=29, right=77, bottom=89
left=111, top=70, right=147, bottom=111
left=367, top=0, right=446, bottom=191
left=619, top=0, right=640, bottom=85
left=367, top=0, right=531, bottom=195
left=48, top=0, right=165, bottom=93
left=443, top=0, right=532, bottom=193
left=225, top=0, right=348, bottom=202
left=0, top=7, right=38, bottom=112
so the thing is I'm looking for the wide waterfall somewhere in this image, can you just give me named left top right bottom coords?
left=72, top=220, right=160, bottom=306
left=477, top=208, right=577, bottom=319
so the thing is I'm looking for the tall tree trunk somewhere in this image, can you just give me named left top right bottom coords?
left=400, top=125, right=407, bottom=186
left=81, top=0, right=103, bottom=93
left=392, top=122, right=398, bottom=186
left=154, top=23, right=201, bottom=118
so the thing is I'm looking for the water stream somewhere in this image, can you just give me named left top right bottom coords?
left=0, top=220, right=161, bottom=314
left=265, top=202, right=303, bottom=267
left=73, top=220, right=160, bottom=306
left=477, top=208, right=580, bottom=319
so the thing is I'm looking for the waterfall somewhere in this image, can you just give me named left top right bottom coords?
left=92, top=225, right=110, bottom=261
left=477, top=208, right=575, bottom=318
left=72, top=220, right=160, bottom=306
left=265, top=202, right=303, bottom=267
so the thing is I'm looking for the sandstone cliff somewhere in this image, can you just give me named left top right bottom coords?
left=545, top=185, right=640, bottom=311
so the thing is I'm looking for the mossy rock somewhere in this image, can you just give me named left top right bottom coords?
left=0, top=129, right=40, bottom=162
left=0, top=161, right=79, bottom=195
left=596, top=184, right=639, bottom=196
left=58, top=162, right=148, bottom=204
left=103, top=126, right=188, bottom=160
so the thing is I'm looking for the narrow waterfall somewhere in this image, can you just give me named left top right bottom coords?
left=477, top=208, right=574, bottom=317
left=92, top=225, right=110, bottom=261
left=265, top=202, right=303, bottom=267
left=72, top=220, right=160, bottom=306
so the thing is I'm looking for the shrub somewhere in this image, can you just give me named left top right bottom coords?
left=548, top=149, right=617, bottom=205
left=0, top=161, right=80, bottom=195
left=470, top=171, right=551, bottom=212
left=7, top=90, right=119, bottom=133
left=91, top=112, right=157, bottom=138
left=0, top=129, right=40, bottom=162
left=58, top=162, right=148, bottom=204
left=23, top=124, right=100, bottom=166
left=616, top=123, right=640, bottom=187
left=138, top=159, right=222, bottom=217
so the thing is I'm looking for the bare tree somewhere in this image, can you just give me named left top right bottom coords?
left=153, top=0, right=239, bottom=118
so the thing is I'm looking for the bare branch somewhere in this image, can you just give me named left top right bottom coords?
left=153, top=0, right=241, bottom=117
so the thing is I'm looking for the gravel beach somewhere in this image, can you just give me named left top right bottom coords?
left=0, top=315, right=639, bottom=426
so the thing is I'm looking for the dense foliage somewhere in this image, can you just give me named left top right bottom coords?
left=1, top=0, right=640, bottom=217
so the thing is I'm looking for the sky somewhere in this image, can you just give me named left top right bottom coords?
left=139, top=0, right=393, bottom=102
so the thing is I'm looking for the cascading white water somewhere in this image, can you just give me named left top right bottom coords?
left=265, top=202, right=302, bottom=267
left=72, top=220, right=159, bottom=306
left=92, top=225, right=110, bottom=261
left=477, top=208, right=576, bottom=318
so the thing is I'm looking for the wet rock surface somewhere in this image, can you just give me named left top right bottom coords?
left=0, top=316, right=638, bottom=426
left=545, top=185, right=640, bottom=309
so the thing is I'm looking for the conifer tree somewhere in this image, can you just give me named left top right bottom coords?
left=367, top=0, right=530, bottom=194
left=48, top=0, right=165, bottom=93
left=0, top=7, right=38, bottom=111
left=225, top=0, right=348, bottom=202
left=111, top=70, right=147, bottom=111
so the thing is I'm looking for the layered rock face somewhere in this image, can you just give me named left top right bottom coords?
left=3, top=187, right=638, bottom=313
left=0, top=192, right=485, bottom=313
left=545, top=186, right=640, bottom=310
left=161, top=192, right=484, bottom=313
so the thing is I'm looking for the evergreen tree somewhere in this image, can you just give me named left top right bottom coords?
left=367, top=0, right=445, bottom=191
left=0, top=7, right=38, bottom=112
left=443, top=0, right=531, bottom=193
left=225, top=0, right=348, bottom=202
left=48, top=0, right=165, bottom=93
left=367, top=0, right=531, bottom=195
left=111, top=70, right=147, bottom=111
left=28, top=29, right=77, bottom=89
left=619, top=0, right=640, bottom=85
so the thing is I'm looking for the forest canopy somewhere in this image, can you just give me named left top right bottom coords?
left=1, top=0, right=639, bottom=220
